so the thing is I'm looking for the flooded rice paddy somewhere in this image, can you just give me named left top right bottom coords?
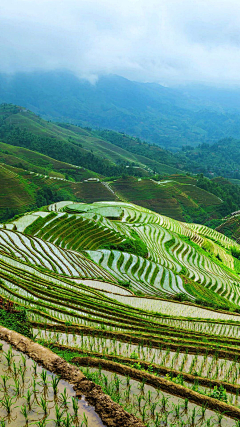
left=78, top=365, right=237, bottom=427
left=0, top=340, right=105, bottom=426
left=35, top=329, right=240, bottom=385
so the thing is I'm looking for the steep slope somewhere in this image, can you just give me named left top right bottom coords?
left=0, top=140, right=98, bottom=180
left=0, top=103, right=182, bottom=176
left=0, top=162, right=117, bottom=222
left=0, top=164, right=34, bottom=211
left=6, top=200, right=240, bottom=310
left=179, top=137, right=240, bottom=179
left=216, top=214, right=240, bottom=244
left=110, top=175, right=222, bottom=222
left=0, top=141, right=236, bottom=227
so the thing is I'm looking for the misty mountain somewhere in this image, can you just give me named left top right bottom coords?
left=1, top=71, right=240, bottom=149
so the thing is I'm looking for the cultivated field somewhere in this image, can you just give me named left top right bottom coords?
left=1, top=201, right=240, bottom=426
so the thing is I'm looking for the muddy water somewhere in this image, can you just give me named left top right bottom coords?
left=35, top=329, right=240, bottom=384
left=78, top=366, right=236, bottom=427
left=0, top=340, right=106, bottom=426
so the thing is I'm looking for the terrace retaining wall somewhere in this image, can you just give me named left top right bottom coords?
left=0, top=326, right=144, bottom=427
left=75, top=356, right=240, bottom=420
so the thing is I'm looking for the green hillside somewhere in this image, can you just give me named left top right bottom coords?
left=0, top=162, right=117, bottom=221
left=0, top=103, right=182, bottom=176
left=1, top=104, right=240, bottom=227
left=216, top=214, right=240, bottom=243
left=0, top=140, right=98, bottom=180
left=110, top=175, right=222, bottom=222
left=0, top=154, right=228, bottom=224
left=180, top=137, right=240, bottom=179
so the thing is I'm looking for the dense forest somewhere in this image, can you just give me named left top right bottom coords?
left=180, top=138, right=240, bottom=179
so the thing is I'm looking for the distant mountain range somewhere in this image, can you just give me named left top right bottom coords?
left=1, top=71, right=240, bottom=149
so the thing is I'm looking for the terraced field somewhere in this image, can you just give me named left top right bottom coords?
left=110, top=176, right=222, bottom=220
left=2, top=201, right=240, bottom=426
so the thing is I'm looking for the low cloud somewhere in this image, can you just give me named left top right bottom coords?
left=1, top=0, right=240, bottom=85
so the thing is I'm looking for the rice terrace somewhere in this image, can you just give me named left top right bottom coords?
left=0, top=199, right=240, bottom=426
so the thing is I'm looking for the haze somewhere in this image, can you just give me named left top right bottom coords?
left=1, top=0, right=240, bottom=86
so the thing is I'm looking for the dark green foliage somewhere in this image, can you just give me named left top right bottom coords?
left=0, top=307, right=32, bottom=338
left=101, top=235, right=148, bottom=258
left=194, top=298, right=233, bottom=313
left=170, top=173, right=240, bottom=222
left=95, top=129, right=177, bottom=169
left=231, top=247, right=240, bottom=260
left=180, top=137, right=240, bottom=179
left=117, top=280, right=131, bottom=288
left=196, top=174, right=240, bottom=216
left=0, top=208, right=25, bottom=223
left=0, top=105, right=145, bottom=178
left=171, top=293, right=191, bottom=302
left=208, top=385, right=228, bottom=403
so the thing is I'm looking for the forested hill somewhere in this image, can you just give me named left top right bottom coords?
left=0, top=103, right=184, bottom=176
left=1, top=103, right=239, bottom=181
left=1, top=71, right=240, bottom=149
left=180, top=137, right=240, bottom=179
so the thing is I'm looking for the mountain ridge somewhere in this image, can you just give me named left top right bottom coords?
left=1, top=71, right=240, bottom=149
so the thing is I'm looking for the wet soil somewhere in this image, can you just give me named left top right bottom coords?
left=0, top=326, right=144, bottom=427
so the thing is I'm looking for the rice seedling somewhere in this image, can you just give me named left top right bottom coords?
left=1, top=395, right=15, bottom=415
left=51, top=375, right=60, bottom=395
left=59, top=388, right=69, bottom=408
left=54, top=404, right=65, bottom=427
left=39, top=397, right=48, bottom=416
left=20, top=404, right=28, bottom=425
left=3, top=347, right=13, bottom=368
left=40, top=370, right=48, bottom=387
left=72, top=397, right=79, bottom=420
left=35, top=420, right=47, bottom=427
left=1, top=375, right=9, bottom=392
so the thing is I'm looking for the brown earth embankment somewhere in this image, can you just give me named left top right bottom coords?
left=0, top=326, right=144, bottom=427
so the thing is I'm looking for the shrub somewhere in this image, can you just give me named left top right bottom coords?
left=101, top=236, right=148, bottom=258
left=0, top=307, right=32, bottom=338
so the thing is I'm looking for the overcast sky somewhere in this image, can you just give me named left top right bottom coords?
left=1, top=0, right=240, bottom=85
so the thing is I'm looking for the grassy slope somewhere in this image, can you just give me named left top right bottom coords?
left=0, top=142, right=224, bottom=223
left=111, top=176, right=222, bottom=221
left=0, top=165, right=34, bottom=209
left=0, top=141, right=97, bottom=179
left=0, top=105, right=183, bottom=175
left=0, top=105, right=234, bottom=224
